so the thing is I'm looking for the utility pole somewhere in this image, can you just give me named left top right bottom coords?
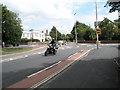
left=95, top=0, right=99, bottom=49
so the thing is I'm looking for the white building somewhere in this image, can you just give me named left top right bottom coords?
left=45, top=30, right=51, bottom=40
left=21, top=29, right=45, bottom=42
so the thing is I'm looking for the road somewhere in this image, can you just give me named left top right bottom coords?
left=2, top=43, right=96, bottom=88
left=38, top=44, right=120, bottom=88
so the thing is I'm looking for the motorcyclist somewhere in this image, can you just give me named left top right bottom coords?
left=49, top=38, right=57, bottom=49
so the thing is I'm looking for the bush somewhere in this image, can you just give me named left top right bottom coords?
left=21, top=38, right=40, bottom=42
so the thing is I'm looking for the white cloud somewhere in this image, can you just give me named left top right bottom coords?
left=77, top=11, right=118, bottom=29
left=1, top=0, right=118, bottom=34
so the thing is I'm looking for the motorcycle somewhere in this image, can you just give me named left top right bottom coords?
left=44, top=44, right=58, bottom=56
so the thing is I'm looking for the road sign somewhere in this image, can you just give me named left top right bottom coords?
left=96, top=28, right=101, bottom=34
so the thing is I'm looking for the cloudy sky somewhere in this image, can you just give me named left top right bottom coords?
left=1, top=0, right=119, bottom=34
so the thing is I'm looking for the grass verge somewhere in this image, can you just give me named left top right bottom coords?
left=0, top=47, right=32, bottom=54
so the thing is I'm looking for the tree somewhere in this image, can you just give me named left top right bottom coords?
left=66, top=34, right=74, bottom=41
left=60, top=34, right=66, bottom=40
left=2, top=4, right=23, bottom=46
left=50, top=26, right=61, bottom=40
left=84, top=29, right=96, bottom=41
left=98, top=17, right=119, bottom=40
left=71, top=21, right=95, bottom=41
left=113, top=18, right=120, bottom=40
left=104, top=1, right=120, bottom=13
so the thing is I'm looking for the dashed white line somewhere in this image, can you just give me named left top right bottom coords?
left=38, top=52, right=41, bottom=54
left=10, top=58, right=13, bottom=60
left=81, top=49, right=84, bottom=51
left=25, top=55, right=28, bottom=57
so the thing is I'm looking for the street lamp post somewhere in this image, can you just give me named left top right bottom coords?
left=75, top=22, right=77, bottom=44
left=56, top=28, right=57, bottom=41
left=74, top=13, right=78, bottom=44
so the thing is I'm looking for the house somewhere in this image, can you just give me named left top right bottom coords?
left=21, top=29, right=51, bottom=42
left=21, top=29, right=45, bottom=42
left=45, top=30, right=51, bottom=40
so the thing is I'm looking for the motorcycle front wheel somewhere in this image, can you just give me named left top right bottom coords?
left=45, top=50, right=49, bottom=56
left=53, top=50, right=57, bottom=55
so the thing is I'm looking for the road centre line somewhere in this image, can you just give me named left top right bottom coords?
left=1, top=51, right=45, bottom=63
left=81, top=49, right=84, bottom=51
left=25, top=55, right=28, bottom=57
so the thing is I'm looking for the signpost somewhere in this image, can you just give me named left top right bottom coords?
left=96, top=28, right=101, bottom=34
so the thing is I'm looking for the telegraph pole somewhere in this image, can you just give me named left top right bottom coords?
left=95, top=0, right=99, bottom=49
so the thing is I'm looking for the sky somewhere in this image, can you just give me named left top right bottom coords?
left=1, top=0, right=119, bottom=34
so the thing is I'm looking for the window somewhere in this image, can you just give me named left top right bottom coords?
left=39, top=34, right=41, bottom=37
left=27, top=34, right=29, bottom=37
left=23, top=34, right=25, bottom=37
left=36, top=34, right=38, bottom=37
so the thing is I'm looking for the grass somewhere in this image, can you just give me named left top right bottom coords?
left=0, top=47, right=32, bottom=54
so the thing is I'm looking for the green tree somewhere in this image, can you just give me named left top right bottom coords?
left=113, top=18, right=120, bottom=40
left=60, top=34, right=66, bottom=40
left=66, top=34, right=74, bottom=41
left=71, top=21, right=95, bottom=41
left=98, top=18, right=118, bottom=40
left=2, top=4, right=23, bottom=46
left=50, top=26, right=61, bottom=40
left=104, top=1, right=120, bottom=13
left=84, top=29, right=96, bottom=41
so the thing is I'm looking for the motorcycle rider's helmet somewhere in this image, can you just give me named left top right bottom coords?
left=52, top=38, right=55, bottom=41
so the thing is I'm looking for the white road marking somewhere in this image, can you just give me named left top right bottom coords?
left=29, top=48, right=94, bottom=89
left=25, top=55, right=28, bottom=57
left=27, top=61, right=62, bottom=78
left=61, top=47, right=65, bottom=50
left=10, top=58, right=13, bottom=60
left=38, top=52, right=41, bottom=54
left=66, top=46, right=71, bottom=48
left=81, top=49, right=84, bottom=51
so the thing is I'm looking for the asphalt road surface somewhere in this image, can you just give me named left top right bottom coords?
left=2, top=43, right=96, bottom=88
left=38, top=44, right=119, bottom=88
